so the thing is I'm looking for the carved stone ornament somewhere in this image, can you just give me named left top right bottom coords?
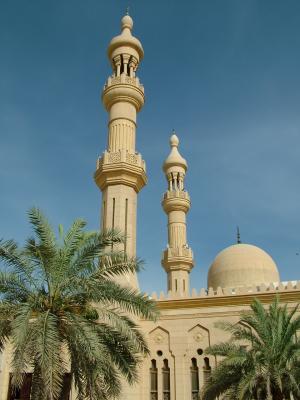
left=193, top=332, right=204, bottom=342
left=154, top=334, right=165, bottom=344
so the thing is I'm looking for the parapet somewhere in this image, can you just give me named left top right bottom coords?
left=104, top=74, right=144, bottom=93
left=149, top=280, right=300, bottom=301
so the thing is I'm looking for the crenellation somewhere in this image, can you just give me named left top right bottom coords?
left=159, top=291, right=165, bottom=300
left=236, top=286, right=248, bottom=295
left=259, top=283, right=267, bottom=292
left=287, top=281, right=294, bottom=290
left=216, top=287, right=223, bottom=296
left=269, top=282, right=276, bottom=291
left=223, top=287, right=233, bottom=296
left=151, top=292, right=158, bottom=300
left=151, top=281, right=300, bottom=303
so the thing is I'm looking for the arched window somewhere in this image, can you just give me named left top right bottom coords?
left=150, top=359, right=158, bottom=400
left=191, top=358, right=199, bottom=400
left=162, top=359, right=170, bottom=400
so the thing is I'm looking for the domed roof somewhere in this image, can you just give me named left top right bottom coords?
left=207, top=243, right=280, bottom=290
left=108, top=14, right=144, bottom=61
left=163, top=133, right=187, bottom=174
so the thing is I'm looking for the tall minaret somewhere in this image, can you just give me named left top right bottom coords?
left=94, top=14, right=147, bottom=289
left=161, top=133, right=194, bottom=296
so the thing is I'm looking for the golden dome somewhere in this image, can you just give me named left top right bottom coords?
left=207, top=243, right=280, bottom=290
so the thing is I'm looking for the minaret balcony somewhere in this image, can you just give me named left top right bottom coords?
left=96, top=149, right=146, bottom=170
left=163, top=190, right=190, bottom=201
left=102, top=74, right=145, bottom=111
left=104, top=74, right=144, bottom=92
left=162, top=190, right=190, bottom=213
left=94, top=149, right=147, bottom=192
left=161, top=247, right=194, bottom=272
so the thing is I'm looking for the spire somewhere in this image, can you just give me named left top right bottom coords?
left=163, top=131, right=188, bottom=191
left=237, top=226, right=241, bottom=244
left=163, top=130, right=187, bottom=181
left=121, top=13, right=133, bottom=31
left=107, top=13, right=144, bottom=75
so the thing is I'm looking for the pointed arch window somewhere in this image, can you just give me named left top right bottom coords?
left=191, top=358, right=199, bottom=400
left=150, top=359, right=158, bottom=400
left=162, top=359, right=170, bottom=400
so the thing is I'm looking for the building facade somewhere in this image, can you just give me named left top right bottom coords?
left=0, top=12, right=299, bottom=400
left=92, top=14, right=300, bottom=400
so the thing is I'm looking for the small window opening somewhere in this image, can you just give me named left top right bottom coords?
left=150, top=359, right=158, bottom=400
left=162, top=359, right=170, bottom=400
left=191, top=358, right=199, bottom=400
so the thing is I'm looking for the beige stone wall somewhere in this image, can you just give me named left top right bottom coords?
left=0, top=287, right=299, bottom=399
left=131, top=287, right=300, bottom=400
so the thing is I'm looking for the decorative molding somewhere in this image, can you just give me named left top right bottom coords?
left=156, top=290, right=300, bottom=310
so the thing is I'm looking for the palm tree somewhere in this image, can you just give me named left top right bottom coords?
left=0, top=207, right=158, bottom=400
left=202, top=296, right=300, bottom=400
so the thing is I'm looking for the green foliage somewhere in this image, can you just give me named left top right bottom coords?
left=202, top=296, right=300, bottom=400
left=0, top=207, right=158, bottom=399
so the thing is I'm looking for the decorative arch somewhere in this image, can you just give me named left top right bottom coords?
left=149, top=326, right=170, bottom=348
left=188, top=323, right=210, bottom=349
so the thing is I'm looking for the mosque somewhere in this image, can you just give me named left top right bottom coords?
left=1, top=12, right=300, bottom=400
left=93, top=13, right=300, bottom=400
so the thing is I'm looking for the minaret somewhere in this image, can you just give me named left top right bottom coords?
left=161, top=133, right=194, bottom=296
left=94, top=14, right=147, bottom=289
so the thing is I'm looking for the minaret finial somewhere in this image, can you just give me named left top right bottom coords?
left=237, top=226, right=241, bottom=244
left=126, top=6, right=130, bottom=15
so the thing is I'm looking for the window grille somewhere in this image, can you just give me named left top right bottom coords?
left=191, top=358, right=200, bottom=400
left=162, top=359, right=170, bottom=400
left=150, top=359, right=158, bottom=400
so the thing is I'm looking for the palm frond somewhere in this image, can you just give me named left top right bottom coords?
left=0, top=209, right=158, bottom=398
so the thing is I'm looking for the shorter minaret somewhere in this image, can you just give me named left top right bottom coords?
left=161, top=133, right=194, bottom=296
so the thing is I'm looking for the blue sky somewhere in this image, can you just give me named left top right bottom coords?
left=1, top=0, right=300, bottom=294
